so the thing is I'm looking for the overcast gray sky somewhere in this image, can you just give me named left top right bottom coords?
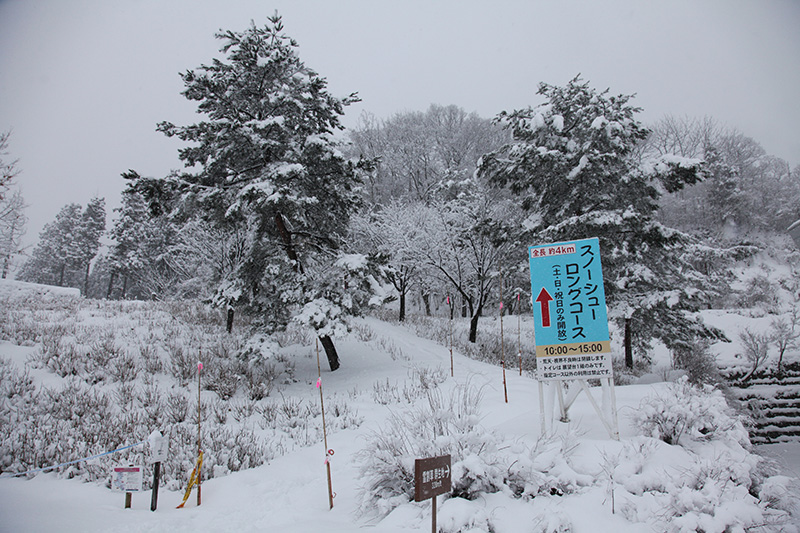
left=1, top=0, right=799, bottom=250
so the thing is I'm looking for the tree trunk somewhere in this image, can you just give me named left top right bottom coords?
left=83, top=262, right=91, bottom=297
left=624, top=318, right=633, bottom=369
left=319, top=335, right=340, bottom=371
left=226, top=306, right=235, bottom=334
left=468, top=300, right=482, bottom=343
left=422, top=292, right=431, bottom=316
left=276, top=211, right=341, bottom=370
left=121, top=275, right=128, bottom=299
left=275, top=213, right=304, bottom=274
left=106, top=270, right=117, bottom=299
left=398, top=291, right=406, bottom=322
left=58, top=263, right=66, bottom=287
left=469, top=312, right=480, bottom=343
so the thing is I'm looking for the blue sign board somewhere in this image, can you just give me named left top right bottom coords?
left=528, top=238, right=612, bottom=380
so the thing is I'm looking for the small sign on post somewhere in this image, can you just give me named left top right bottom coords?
left=111, top=465, right=143, bottom=509
left=415, top=454, right=451, bottom=533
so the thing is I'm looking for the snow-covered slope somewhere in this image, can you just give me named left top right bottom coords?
left=0, top=280, right=799, bottom=531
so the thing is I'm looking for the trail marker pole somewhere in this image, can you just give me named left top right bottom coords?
left=316, top=339, right=335, bottom=509
left=197, top=359, right=202, bottom=506
left=500, top=301, right=508, bottom=403
left=517, top=293, right=523, bottom=376
left=499, top=268, right=508, bottom=403
left=447, top=295, right=454, bottom=377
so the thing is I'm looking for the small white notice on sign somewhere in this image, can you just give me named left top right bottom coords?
left=111, top=465, right=143, bottom=492
left=149, top=431, right=168, bottom=463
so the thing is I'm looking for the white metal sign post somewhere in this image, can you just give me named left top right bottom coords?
left=529, top=238, right=619, bottom=440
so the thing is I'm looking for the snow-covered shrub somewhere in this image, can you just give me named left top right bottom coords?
left=230, top=398, right=256, bottom=422
left=372, top=378, right=402, bottom=405
left=672, top=339, right=721, bottom=385
left=759, top=475, right=799, bottom=518
left=165, top=391, right=190, bottom=423
left=737, top=274, right=779, bottom=310
left=357, top=383, right=589, bottom=518
left=662, top=454, right=796, bottom=532
left=239, top=335, right=285, bottom=400
left=631, top=377, right=749, bottom=447
left=326, top=397, right=363, bottom=430
left=737, top=327, right=772, bottom=383
left=371, top=335, right=407, bottom=361
left=0, top=357, right=34, bottom=399
left=256, top=401, right=279, bottom=429
left=138, top=342, right=163, bottom=374
left=109, top=349, right=138, bottom=382
left=356, top=384, right=490, bottom=516
left=137, top=378, right=163, bottom=427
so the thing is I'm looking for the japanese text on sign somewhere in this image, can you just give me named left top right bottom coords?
left=529, top=238, right=613, bottom=381
left=414, top=455, right=451, bottom=502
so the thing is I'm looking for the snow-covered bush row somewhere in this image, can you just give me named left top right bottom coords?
left=357, top=383, right=592, bottom=518
left=0, top=364, right=273, bottom=488
left=632, top=376, right=749, bottom=446
left=0, top=289, right=363, bottom=489
left=359, top=378, right=798, bottom=531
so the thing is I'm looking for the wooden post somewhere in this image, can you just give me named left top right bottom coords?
left=431, top=495, right=437, bottom=533
left=317, top=339, right=334, bottom=509
left=197, top=358, right=202, bottom=506
left=125, top=492, right=132, bottom=509
left=500, top=269, right=508, bottom=403
left=501, top=307, right=508, bottom=403
left=150, top=461, right=161, bottom=511
left=448, top=295, right=454, bottom=377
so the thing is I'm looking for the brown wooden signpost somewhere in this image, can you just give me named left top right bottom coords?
left=415, top=454, right=451, bottom=533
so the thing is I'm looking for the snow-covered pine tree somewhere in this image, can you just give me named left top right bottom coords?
left=478, top=76, right=722, bottom=367
left=77, top=197, right=105, bottom=295
left=146, top=15, right=366, bottom=370
left=107, top=175, right=180, bottom=299
left=18, top=199, right=104, bottom=292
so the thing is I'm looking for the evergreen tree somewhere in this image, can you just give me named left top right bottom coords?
left=107, top=173, right=198, bottom=300
left=77, top=197, right=105, bottom=295
left=479, top=76, right=721, bottom=366
left=19, top=203, right=81, bottom=287
left=142, top=15, right=366, bottom=370
left=18, top=199, right=105, bottom=292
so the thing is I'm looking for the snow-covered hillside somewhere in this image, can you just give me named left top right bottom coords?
left=0, top=279, right=799, bottom=531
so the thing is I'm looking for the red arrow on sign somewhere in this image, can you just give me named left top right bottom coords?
left=536, top=288, right=554, bottom=328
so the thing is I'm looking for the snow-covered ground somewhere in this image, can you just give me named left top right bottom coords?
left=1, top=280, right=799, bottom=531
